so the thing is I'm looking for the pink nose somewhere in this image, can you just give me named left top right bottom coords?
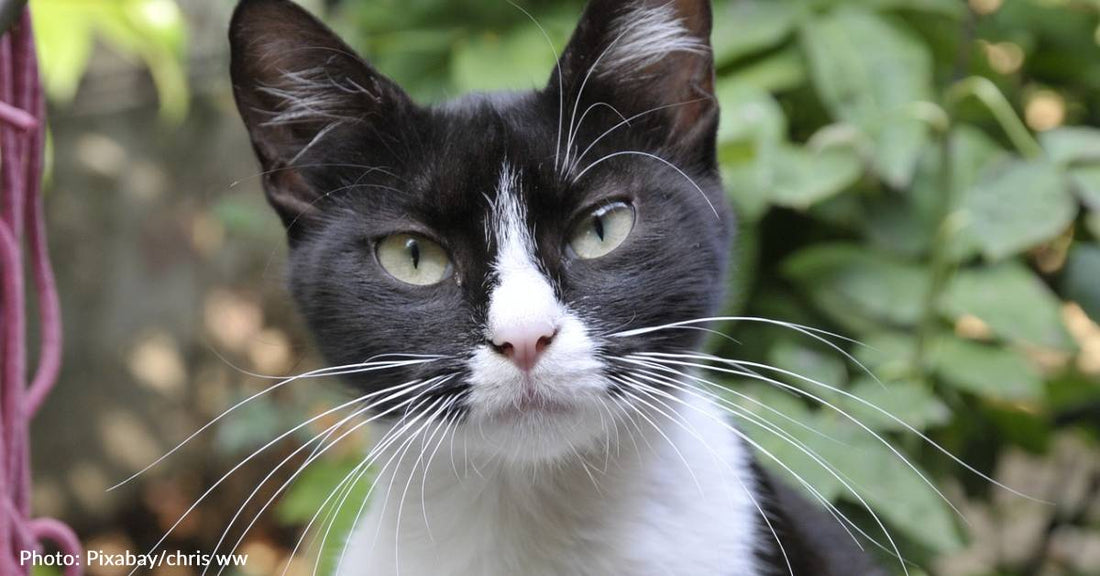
left=491, top=323, right=557, bottom=372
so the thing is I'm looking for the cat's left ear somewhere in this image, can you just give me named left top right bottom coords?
left=550, top=0, right=716, bottom=167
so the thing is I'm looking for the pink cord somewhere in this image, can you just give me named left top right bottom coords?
left=0, top=9, right=83, bottom=576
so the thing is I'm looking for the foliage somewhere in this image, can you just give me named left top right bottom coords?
left=32, top=0, right=189, bottom=122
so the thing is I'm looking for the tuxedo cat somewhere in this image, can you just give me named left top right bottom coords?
left=228, top=0, right=888, bottom=574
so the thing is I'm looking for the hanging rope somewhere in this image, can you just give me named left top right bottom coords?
left=0, top=5, right=83, bottom=576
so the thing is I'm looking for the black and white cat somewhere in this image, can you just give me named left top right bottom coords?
left=228, top=0, right=887, bottom=574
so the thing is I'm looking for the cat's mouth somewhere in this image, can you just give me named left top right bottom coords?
left=487, top=388, right=577, bottom=422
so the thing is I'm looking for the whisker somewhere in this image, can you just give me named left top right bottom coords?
left=329, top=396, right=454, bottom=576
left=109, top=357, right=442, bottom=491
left=615, top=369, right=908, bottom=572
left=624, top=378, right=796, bottom=571
left=205, top=376, right=454, bottom=576
left=567, top=97, right=708, bottom=175
left=618, top=358, right=844, bottom=445
left=646, top=351, right=1044, bottom=505
left=637, top=353, right=961, bottom=513
left=617, top=369, right=868, bottom=545
left=564, top=100, right=627, bottom=169
left=391, top=398, right=455, bottom=572
left=572, top=150, right=718, bottom=218
left=611, top=316, right=881, bottom=388
left=561, top=25, right=636, bottom=177
left=503, top=0, right=564, bottom=173
left=612, top=384, right=704, bottom=495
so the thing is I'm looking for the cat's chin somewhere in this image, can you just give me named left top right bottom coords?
left=460, top=398, right=614, bottom=465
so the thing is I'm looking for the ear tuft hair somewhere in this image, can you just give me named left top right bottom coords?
left=597, top=3, right=708, bottom=82
left=550, top=0, right=717, bottom=168
left=229, top=0, right=412, bottom=236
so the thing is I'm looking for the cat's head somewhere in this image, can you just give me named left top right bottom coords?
left=229, top=0, right=729, bottom=463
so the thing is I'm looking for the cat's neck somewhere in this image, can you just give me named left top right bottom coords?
left=339, top=392, right=763, bottom=576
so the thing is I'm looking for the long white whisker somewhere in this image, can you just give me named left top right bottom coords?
left=616, top=369, right=907, bottom=572
left=562, top=26, right=635, bottom=175
left=136, top=380, right=425, bottom=576
left=648, top=351, right=1043, bottom=505
left=612, top=316, right=880, bottom=387
left=613, top=385, right=704, bottom=495
left=618, top=369, right=870, bottom=551
left=619, top=380, right=796, bottom=576
left=619, top=359, right=843, bottom=444
left=109, top=357, right=441, bottom=491
left=208, top=376, right=454, bottom=576
left=568, top=98, right=707, bottom=176
left=503, top=0, right=564, bottom=173
left=573, top=150, right=718, bottom=218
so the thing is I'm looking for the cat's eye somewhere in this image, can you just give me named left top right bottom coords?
left=567, top=202, right=635, bottom=260
left=376, top=233, right=452, bottom=286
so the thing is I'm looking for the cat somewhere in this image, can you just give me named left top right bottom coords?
left=228, top=0, right=888, bottom=574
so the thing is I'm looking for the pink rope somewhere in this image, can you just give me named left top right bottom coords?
left=0, top=9, right=82, bottom=576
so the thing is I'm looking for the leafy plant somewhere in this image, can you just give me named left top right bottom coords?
left=32, top=0, right=188, bottom=122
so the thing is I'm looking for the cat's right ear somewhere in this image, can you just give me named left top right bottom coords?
left=229, top=0, right=412, bottom=238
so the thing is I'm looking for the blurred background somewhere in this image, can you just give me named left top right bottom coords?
left=24, top=0, right=1100, bottom=575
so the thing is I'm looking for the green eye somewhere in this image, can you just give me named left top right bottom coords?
left=568, top=202, right=635, bottom=259
left=376, top=234, right=451, bottom=286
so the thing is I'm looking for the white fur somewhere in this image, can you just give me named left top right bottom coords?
left=599, top=4, right=706, bottom=80
left=338, top=393, right=761, bottom=576
left=258, top=65, right=373, bottom=126
left=335, top=165, right=760, bottom=575
left=484, top=166, right=564, bottom=344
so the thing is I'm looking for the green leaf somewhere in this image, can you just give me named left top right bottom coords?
left=716, top=79, right=786, bottom=145
left=853, top=331, right=917, bottom=380
left=722, top=142, right=861, bottom=218
left=811, top=415, right=962, bottom=552
left=32, top=1, right=97, bottom=102
left=928, top=336, right=1043, bottom=400
left=959, top=159, right=1076, bottom=260
left=843, top=378, right=950, bottom=432
left=720, top=45, right=808, bottom=93
left=940, top=261, right=1073, bottom=350
left=452, top=26, right=558, bottom=92
left=768, top=339, right=848, bottom=399
left=1039, top=127, right=1100, bottom=166
left=812, top=0, right=965, bottom=17
left=768, top=146, right=863, bottom=208
left=738, top=385, right=846, bottom=501
left=277, top=457, right=374, bottom=576
left=1063, top=244, right=1100, bottom=324
left=783, top=244, right=931, bottom=332
left=743, top=396, right=962, bottom=552
left=712, top=0, right=803, bottom=66
left=800, top=10, right=933, bottom=187
left=951, top=125, right=1010, bottom=196
left=1069, top=165, right=1100, bottom=211
left=945, top=126, right=1010, bottom=263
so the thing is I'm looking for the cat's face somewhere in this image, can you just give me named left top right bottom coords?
left=229, top=0, right=729, bottom=462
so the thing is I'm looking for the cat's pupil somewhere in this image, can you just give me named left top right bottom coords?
left=593, top=215, right=605, bottom=242
left=406, top=238, right=421, bottom=268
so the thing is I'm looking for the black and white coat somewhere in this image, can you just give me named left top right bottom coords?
left=228, top=0, right=888, bottom=574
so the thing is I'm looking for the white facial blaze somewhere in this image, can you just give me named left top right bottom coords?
left=462, top=165, right=606, bottom=461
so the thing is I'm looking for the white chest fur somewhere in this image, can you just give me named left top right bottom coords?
left=335, top=393, right=762, bottom=576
